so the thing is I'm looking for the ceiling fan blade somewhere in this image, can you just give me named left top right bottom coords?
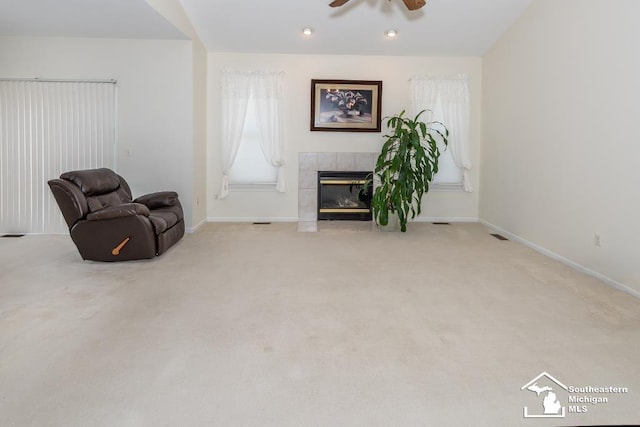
left=329, top=0, right=351, bottom=7
left=402, top=0, right=427, bottom=10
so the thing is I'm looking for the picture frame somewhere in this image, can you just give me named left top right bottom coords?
left=310, top=79, right=382, bottom=132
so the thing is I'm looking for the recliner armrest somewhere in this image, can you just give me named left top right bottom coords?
left=134, top=191, right=179, bottom=209
left=86, top=203, right=150, bottom=221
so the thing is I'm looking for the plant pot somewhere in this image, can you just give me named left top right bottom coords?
left=377, top=211, right=399, bottom=232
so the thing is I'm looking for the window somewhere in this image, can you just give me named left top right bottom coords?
left=228, top=97, right=277, bottom=188
left=0, top=79, right=116, bottom=233
left=410, top=75, right=472, bottom=192
left=220, top=70, right=285, bottom=198
left=429, top=95, right=464, bottom=188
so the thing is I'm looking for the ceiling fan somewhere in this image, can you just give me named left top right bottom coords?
left=329, top=0, right=427, bottom=11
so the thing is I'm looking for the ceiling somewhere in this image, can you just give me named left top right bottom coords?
left=0, top=0, right=187, bottom=40
left=0, top=0, right=535, bottom=57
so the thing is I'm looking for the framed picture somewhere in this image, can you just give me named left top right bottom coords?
left=310, top=79, right=382, bottom=132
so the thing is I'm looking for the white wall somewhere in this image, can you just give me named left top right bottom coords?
left=208, top=53, right=482, bottom=222
left=144, top=0, right=209, bottom=230
left=0, top=36, right=196, bottom=229
left=192, top=41, right=207, bottom=229
left=482, top=0, right=640, bottom=292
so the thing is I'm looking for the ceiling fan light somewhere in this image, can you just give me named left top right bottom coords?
left=385, top=29, right=398, bottom=38
left=302, top=27, right=314, bottom=36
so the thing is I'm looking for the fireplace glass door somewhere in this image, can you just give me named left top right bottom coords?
left=317, top=171, right=372, bottom=221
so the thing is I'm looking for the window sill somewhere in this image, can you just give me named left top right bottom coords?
left=229, top=183, right=277, bottom=192
left=430, top=183, right=464, bottom=192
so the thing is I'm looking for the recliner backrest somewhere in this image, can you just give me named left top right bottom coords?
left=60, top=168, right=132, bottom=212
left=48, top=168, right=133, bottom=229
left=48, top=178, right=90, bottom=229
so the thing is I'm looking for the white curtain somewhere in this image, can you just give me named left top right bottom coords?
left=0, top=79, right=116, bottom=234
left=252, top=72, right=285, bottom=193
left=220, top=71, right=251, bottom=198
left=410, top=74, right=473, bottom=192
left=220, top=70, right=285, bottom=198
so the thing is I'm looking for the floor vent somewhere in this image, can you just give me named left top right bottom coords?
left=2, top=234, right=25, bottom=237
left=433, top=222, right=451, bottom=225
left=491, top=233, right=509, bottom=241
left=252, top=222, right=272, bottom=225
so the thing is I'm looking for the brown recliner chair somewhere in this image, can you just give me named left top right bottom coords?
left=48, top=168, right=185, bottom=261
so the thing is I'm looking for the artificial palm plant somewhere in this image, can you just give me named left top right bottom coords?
left=371, top=110, right=449, bottom=232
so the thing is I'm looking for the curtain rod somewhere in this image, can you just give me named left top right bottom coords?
left=0, top=78, right=117, bottom=84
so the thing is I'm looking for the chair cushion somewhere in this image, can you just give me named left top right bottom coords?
left=61, top=168, right=132, bottom=212
left=147, top=205, right=182, bottom=234
left=86, top=187, right=132, bottom=212
left=134, top=191, right=179, bottom=209
left=61, top=168, right=121, bottom=196
left=86, top=203, right=150, bottom=221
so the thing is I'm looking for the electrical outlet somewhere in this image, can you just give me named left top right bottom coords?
left=594, top=234, right=601, bottom=247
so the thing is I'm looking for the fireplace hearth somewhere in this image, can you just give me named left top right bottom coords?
left=317, top=171, right=372, bottom=221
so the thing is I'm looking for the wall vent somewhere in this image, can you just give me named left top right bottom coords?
left=490, top=233, right=508, bottom=241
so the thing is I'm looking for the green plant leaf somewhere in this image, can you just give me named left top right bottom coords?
left=371, top=109, right=449, bottom=232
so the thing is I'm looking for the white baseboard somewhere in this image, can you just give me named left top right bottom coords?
left=1, top=232, right=67, bottom=236
left=207, top=217, right=298, bottom=223
left=414, top=217, right=479, bottom=223
left=479, top=219, right=640, bottom=299
left=186, top=218, right=207, bottom=233
left=206, top=217, right=477, bottom=224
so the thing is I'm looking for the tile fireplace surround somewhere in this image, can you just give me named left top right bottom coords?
left=298, top=152, right=376, bottom=232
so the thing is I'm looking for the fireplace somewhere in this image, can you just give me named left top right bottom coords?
left=317, top=171, right=372, bottom=221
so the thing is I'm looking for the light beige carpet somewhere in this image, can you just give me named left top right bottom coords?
left=1, top=222, right=639, bottom=426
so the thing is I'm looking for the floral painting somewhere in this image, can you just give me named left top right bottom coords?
left=311, top=80, right=382, bottom=132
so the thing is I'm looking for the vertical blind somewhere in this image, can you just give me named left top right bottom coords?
left=0, top=79, right=116, bottom=234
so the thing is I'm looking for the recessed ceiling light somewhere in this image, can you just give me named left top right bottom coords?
left=302, top=27, right=314, bottom=36
left=385, top=29, right=398, bottom=38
